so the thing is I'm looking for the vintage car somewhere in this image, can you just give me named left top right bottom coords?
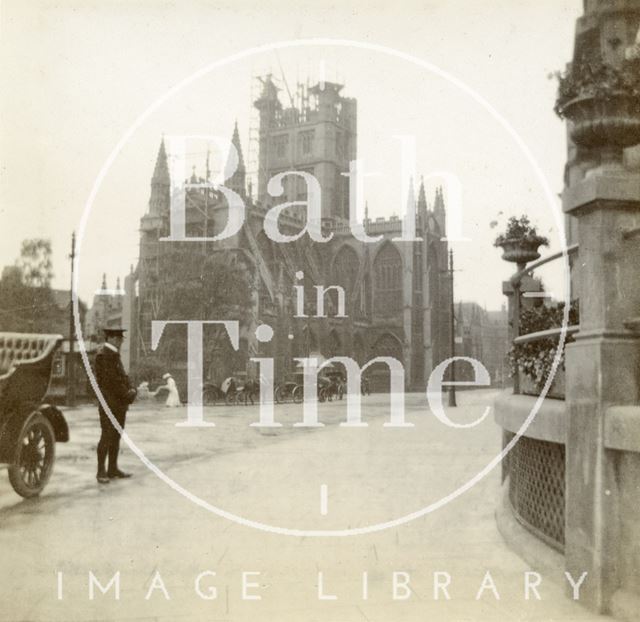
left=0, top=333, right=69, bottom=498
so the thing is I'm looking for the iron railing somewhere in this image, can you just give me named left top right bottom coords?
left=510, top=244, right=579, bottom=395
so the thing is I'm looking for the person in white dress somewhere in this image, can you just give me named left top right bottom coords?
left=155, top=373, right=181, bottom=407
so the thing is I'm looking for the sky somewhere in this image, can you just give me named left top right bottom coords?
left=0, top=0, right=583, bottom=310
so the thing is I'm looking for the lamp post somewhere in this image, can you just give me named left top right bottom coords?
left=448, top=249, right=457, bottom=407
left=66, top=232, right=76, bottom=407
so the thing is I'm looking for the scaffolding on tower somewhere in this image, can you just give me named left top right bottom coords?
left=247, top=74, right=263, bottom=204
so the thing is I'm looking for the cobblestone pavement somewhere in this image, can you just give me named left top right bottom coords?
left=0, top=390, right=611, bottom=621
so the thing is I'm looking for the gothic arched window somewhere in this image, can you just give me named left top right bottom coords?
left=332, top=246, right=359, bottom=293
left=368, top=332, right=404, bottom=393
left=372, top=332, right=403, bottom=361
left=331, top=245, right=359, bottom=314
left=373, top=243, right=402, bottom=316
left=353, top=333, right=366, bottom=365
left=308, top=328, right=319, bottom=355
left=327, top=329, right=342, bottom=358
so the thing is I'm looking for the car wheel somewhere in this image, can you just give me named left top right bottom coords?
left=8, top=412, right=56, bottom=498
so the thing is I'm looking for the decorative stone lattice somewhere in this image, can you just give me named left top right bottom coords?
left=507, top=435, right=566, bottom=550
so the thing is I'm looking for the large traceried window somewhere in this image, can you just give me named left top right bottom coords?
left=300, top=130, right=314, bottom=155
left=327, top=330, right=342, bottom=358
left=353, top=333, right=366, bottom=366
left=297, top=167, right=314, bottom=200
left=368, top=332, right=404, bottom=393
left=374, top=243, right=402, bottom=316
left=273, top=134, right=288, bottom=159
left=331, top=245, right=359, bottom=312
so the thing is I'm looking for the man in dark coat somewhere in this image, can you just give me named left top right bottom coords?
left=95, top=327, right=136, bottom=483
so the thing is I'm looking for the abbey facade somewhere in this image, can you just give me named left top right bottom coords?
left=129, top=76, right=451, bottom=393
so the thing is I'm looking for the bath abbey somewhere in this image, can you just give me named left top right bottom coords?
left=126, top=76, right=451, bottom=392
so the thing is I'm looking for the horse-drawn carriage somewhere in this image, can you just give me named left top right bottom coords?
left=220, top=373, right=259, bottom=405
left=200, top=365, right=369, bottom=407
left=0, top=333, right=69, bottom=497
left=274, top=368, right=346, bottom=404
left=274, top=373, right=304, bottom=404
left=202, top=381, right=225, bottom=405
left=322, top=369, right=345, bottom=401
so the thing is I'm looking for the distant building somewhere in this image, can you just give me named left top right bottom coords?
left=455, top=302, right=509, bottom=387
left=127, top=76, right=452, bottom=393
left=84, top=273, right=124, bottom=349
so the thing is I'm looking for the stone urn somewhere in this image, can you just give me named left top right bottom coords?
left=496, top=237, right=546, bottom=271
left=558, top=93, right=640, bottom=157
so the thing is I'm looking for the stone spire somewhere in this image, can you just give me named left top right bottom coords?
left=433, top=186, right=446, bottom=234
left=152, top=138, right=169, bottom=182
left=225, top=121, right=246, bottom=197
left=233, top=121, right=244, bottom=161
left=101, top=273, right=107, bottom=291
left=417, top=178, right=427, bottom=213
left=149, top=138, right=170, bottom=216
left=406, top=177, right=416, bottom=213
left=416, top=177, right=428, bottom=230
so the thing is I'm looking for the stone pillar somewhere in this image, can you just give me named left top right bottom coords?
left=563, top=174, right=640, bottom=612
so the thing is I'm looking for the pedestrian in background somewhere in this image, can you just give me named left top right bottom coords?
left=155, top=372, right=181, bottom=407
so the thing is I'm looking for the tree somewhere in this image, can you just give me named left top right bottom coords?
left=17, top=239, right=54, bottom=287
left=0, top=239, right=57, bottom=332
left=201, top=254, right=252, bottom=319
left=0, top=238, right=86, bottom=335
left=158, top=251, right=252, bottom=320
left=140, top=251, right=253, bottom=384
left=0, top=269, right=55, bottom=332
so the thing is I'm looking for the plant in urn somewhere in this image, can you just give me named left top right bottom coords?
left=493, top=215, right=549, bottom=271
left=554, top=50, right=640, bottom=165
